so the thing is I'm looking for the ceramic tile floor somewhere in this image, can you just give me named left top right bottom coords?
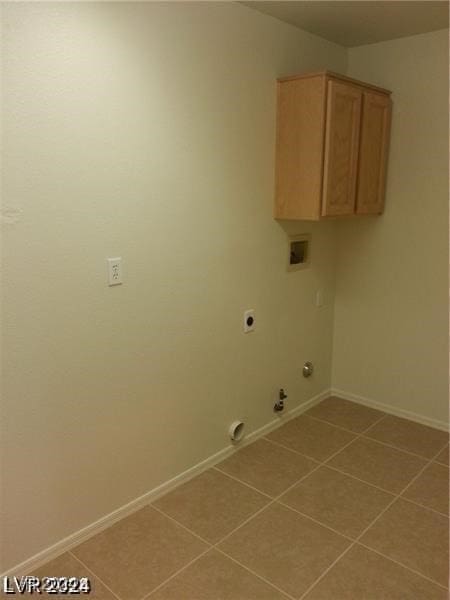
left=30, top=398, right=449, bottom=599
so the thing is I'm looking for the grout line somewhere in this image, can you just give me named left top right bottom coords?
left=389, top=444, right=449, bottom=502
left=360, top=434, right=445, bottom=461
left=305, top=411, right=387, bottom=436
left=147, top=465, right=330, bottom=600
left=297, top=540, right=354, bottom=599
left=212, top=467, right=274, bottom=500
left=141, top=547, right=212, bottom=600
left=262, top=436, right=323, bottom=463
left=66, top=408, right=449, bottom=600
left=264, top=411, right=441, bottom=466
left=290, top=407, right=446, bottom=462
left=270, top=463, right=325, bottom=498
left=147, top=485, right=301, bottom=596
left=153, top=492, right=275, bottom=548
left=147, top=468, right=323, bottom=599
left=355, top=543, right=449, bottom=591
left=361, top=412, right=389, bottom=429
left=432, top=445, right=448, bottom=467
left=303, top=413, right=366, bottom=435
left=150, top=504, right=213, bottom=547
left=68, top=552, right=123, bottom=600
left=214, top=462, right=426, bottom=526
left=352, top=471, right=427, bottom=543
left=276, top=500, right=356, bottom=543
left=330, top=392, right=450, bottom=434
left=352, top=445, right=448, bottom=559
left=297, top=435, right=449, bottom=598
left=214, top=548, right=296, bottom=600
left=360, top=413, right=388, bottom=434
left=324, top=463, right=449, bottom=518
left=323, top=464, right=397, bottom=495
left=399, top=495, right=450, bottom=519
left=153, top=498, right=358, bottom=599
left=211, top=462, right=326, bottom=549
left=433, top=458, right=449, bottom=467
left=214, top=458, right=447, bottom=524
left=210, top=489, right=297, bottom=549
left=223, top=435, right=323, bottom=463
left=215, top=463, right=428, bottom=543
left=265, top=424, right=363, bottom=467
left=211, top=432, right=363, bottom=548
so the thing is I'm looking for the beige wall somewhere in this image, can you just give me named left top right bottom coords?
left=0, top=2, right=346, bottom=571
left=332, top=30, right=449, bottom=426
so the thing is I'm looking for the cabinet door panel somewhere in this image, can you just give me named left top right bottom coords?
left=274, top=76, right=327, bottom=220
left=356, top=92, right=392, bottom=215
left=322, top=81, right=362, bottom=216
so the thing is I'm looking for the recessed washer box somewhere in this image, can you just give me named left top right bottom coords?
left=288, top=233, right=310, bottom=271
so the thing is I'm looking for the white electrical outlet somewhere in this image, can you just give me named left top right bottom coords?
left=243, top=309, right=255, bottom=333
left=107, top=257, right=123, bottom=286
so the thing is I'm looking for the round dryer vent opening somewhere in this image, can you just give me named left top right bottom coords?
left=229, top=420, right=245, bottom=442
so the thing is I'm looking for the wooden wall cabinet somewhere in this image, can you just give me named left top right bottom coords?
left=274, top=71, right=392, bottom=221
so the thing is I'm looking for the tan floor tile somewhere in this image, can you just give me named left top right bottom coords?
left=280, top=466, right=394, bottom=538
left=402, top=462, right=449, bottom=515
left=215, top=438, right=317, bottom=497
left=153, top=469, right=269, bottom=544
left=306, top=397, right=385, bottom=433
left=365, top=415, right=448, bottom=459
left=218, top=503, right=350, bottom=598
left=435, top=445, right=449, bottom=466
left=360, top=498, right=449, bottom=586
left=149, top=549, right=290, bottom=600
left=20, top=553, right=116, bottom=599
left=71, top=506, right=208, bottom=600
left=265, top=415, right=356, bottom=462
left=327, top=437, right=427, bottom=493
left=303, top=544, right=448, bottom=600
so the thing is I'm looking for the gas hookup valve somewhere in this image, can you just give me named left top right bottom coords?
left=274, top=388, right=287, bottom=413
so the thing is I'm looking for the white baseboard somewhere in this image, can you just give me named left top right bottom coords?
left=331, top=388, right=449, bottom=432
left=2, top=388, right=330, bottom=578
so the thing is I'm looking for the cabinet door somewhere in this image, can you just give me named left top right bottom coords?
left=274, top=76, right=327, bottom=220
left=322, top=80, right=362, bottom=217
left=356, top=92, right=392, bottom=215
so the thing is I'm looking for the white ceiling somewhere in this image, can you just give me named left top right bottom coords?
left=240, top=1, right=449, bottom=47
